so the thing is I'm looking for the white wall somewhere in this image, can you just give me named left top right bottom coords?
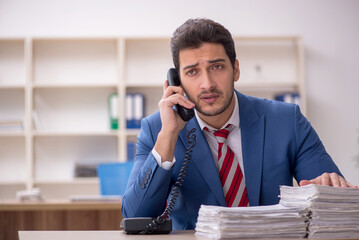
left=1, top=0, right=358, bottom=184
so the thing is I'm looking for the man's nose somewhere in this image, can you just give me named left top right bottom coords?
left=200, top=71, right=216, bottom=90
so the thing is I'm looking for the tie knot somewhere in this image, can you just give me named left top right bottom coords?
left=213, top=124, right=233, bottom=143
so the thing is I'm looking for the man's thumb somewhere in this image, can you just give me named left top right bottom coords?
left=299, top=180, right=311, bottom=186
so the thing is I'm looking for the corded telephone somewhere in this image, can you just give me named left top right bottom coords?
left=121, top=68, right=196, bottom=234
left=167, top=68, right=195, bottom=121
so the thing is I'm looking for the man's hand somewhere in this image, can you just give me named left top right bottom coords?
left=299, top=172, right=358, bottom=188
left=154, top=80, right=195, bottom=163
left=158, top=80, right=194, bottom=134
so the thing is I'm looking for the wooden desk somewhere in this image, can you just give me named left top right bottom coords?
left=18, top=230, right=209, bottom=240
left=0, top=200, right=123, bottom=240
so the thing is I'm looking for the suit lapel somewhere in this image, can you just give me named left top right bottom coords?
left=178, top=118, right=227, bottom=206
left=237, top=92, right=264, bottom=206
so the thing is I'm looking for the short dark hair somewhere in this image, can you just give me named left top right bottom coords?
left=171, top=18, right=236, bottom=70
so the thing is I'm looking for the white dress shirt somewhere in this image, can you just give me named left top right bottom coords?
left=152, top=92, right=244, bottom=176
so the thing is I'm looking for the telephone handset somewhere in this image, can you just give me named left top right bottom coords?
left=121, top=69, right=197, bottom=235
left=167, top=68, right=195, bottom=122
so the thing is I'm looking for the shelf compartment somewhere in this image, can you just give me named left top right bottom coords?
left=0, top=39, right=26, bottom=87
left=234, top=38, right=298, bottom=84
left=0, top=89, right=25, bottom=133
left=33, top=39, right=118, bottom=85
left=33, top=87, right=117, bottom=132
left=125, top=38, right=172, bottom=86
left=0, top=137, right=26, bottom=183
left=34, top=135, right=118, bottom=182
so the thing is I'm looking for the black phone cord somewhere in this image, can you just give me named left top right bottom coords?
left=139, top=125, right=196, bottom=234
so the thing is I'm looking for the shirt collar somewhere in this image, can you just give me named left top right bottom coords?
left=195, top=92, right=240, bottom=131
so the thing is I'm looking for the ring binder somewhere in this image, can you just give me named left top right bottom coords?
left=108, top=93, right=118, bottom=130
left=126, top=93, right=144, bottom=129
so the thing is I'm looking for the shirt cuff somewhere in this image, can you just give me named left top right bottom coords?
left=152, top=148, right=176, bottom=170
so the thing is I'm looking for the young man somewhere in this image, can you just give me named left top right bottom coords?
left=122, top=18, right=357, bottom=230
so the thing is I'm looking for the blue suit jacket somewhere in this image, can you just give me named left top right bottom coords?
left=121, top=91, right=341, bottom=230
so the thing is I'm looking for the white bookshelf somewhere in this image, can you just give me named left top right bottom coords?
left=0, top=36, right=305, bottom=199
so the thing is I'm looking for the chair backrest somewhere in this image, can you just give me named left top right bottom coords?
left=97, top=162, right=134, bottom=196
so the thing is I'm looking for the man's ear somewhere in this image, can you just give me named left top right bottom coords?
left=234, top=59, right=240, bottom=82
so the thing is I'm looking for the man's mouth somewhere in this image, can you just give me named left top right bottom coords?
left=201, top=93, right=219, bottom=104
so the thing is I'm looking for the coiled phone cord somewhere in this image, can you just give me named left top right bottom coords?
left=139, top=125, right=197, bottom=234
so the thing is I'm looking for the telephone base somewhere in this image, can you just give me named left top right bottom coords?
left=121, top=217, right=172, bottom=234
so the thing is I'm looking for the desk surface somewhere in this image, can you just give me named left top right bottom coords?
left=19, top=230, right=208, bottom=240
left=18, top=230, right=359, bottom=240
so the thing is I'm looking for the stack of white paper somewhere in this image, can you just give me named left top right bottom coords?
left=195, top=204, right=309, bottom=239
left=280, top=184, right=359, bottom=238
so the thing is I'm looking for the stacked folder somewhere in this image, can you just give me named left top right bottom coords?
left=280, top=184, right=359, bottom=238
left=195, top=204, right=309, bottom=239
left=126, top=93, right=144, bottom=129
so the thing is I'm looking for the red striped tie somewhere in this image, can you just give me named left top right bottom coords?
left=210, top=124, right=249, bottom=207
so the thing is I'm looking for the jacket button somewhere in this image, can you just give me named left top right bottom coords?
left=140, top=183, right=145, bottom=189
left=147, top=169, right=152, bottom=175
left=143, top=179, right=148, bottom=184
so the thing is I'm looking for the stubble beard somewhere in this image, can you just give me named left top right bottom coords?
left=183, top=81, right=235, bottom=117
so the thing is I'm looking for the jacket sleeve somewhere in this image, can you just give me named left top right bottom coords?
left=293, top=105, right=342, bottom=182
left=121, top=116, right=173, bottom=218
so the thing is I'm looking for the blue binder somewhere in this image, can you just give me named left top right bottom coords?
left=275, top=93, right=300, bottom=105
left=126, top=93, right=145, bottom=129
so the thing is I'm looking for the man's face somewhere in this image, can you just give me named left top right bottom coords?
left=178, top=43, right=240, bottom=118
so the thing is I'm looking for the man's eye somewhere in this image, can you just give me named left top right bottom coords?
left=212, top=65, right=223, bottom=70
left=186, top=69, right=196, bottom=75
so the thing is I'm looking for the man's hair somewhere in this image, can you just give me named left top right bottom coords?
left=171, top=18, right=236, bottom=71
